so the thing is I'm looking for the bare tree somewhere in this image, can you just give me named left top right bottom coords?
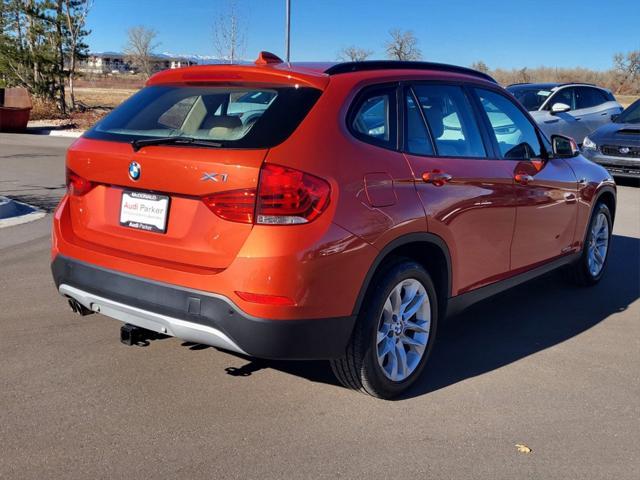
left=213, top=0, right=246, bottom=64
left=384, top=29, right=421, bottom=61
left=124, top=26, right=160, bottom=79
left=613, top=50, right=640, bottom=93
left=63, top=0, right=92, bottom=110
left=337, top=45, right=373, bottom=62
left=517, top=67, right=530, bottom=83
left=471, top=60, right=490, bottom=74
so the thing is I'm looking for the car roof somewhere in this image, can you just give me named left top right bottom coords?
left=323, top=60, right=497, bottom=83
left=507, top=82, right=560, bottom=90
left=507, top=82, right=605, bottom=91
left=147, top=52, right=497, bottom=90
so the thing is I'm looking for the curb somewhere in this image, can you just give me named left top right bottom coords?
left=27, top=128, right=84, bottom=138
left=0, top=197, right=47, bottom=228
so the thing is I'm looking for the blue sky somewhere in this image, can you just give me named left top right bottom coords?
left=87, top=0, right=639, bottom=70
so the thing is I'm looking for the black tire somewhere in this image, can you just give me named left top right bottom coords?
left=330, top=259, right=439, bottom=399
left=565, top=202, right=612, bottom=286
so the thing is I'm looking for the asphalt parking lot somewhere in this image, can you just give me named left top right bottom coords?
left=1, top=133, right=639, bottom=479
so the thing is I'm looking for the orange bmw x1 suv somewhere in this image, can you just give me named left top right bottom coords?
left=52, top=53, right=616, bottom=398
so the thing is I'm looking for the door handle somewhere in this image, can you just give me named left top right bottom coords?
left=422, top=170, right=452, bottom=186
left=564, top=193, right=578, bottom=203
left=514, top=173, right=534, bottom=185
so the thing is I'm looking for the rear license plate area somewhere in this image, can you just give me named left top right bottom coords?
left=119, top=190, right=170, bottom=233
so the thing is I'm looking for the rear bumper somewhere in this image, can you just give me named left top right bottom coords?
left=52, top=255, right=356, bottom=360
left=582, top=150, right=640, bottom=178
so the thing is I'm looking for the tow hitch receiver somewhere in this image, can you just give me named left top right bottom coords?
left=120, top=323, right=159, bottom=346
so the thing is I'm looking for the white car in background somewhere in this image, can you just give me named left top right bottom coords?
left=507, top=83, right=623, bottom=144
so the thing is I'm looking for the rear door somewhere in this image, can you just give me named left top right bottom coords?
left=402, top=83, right=517, bottom=294
left=472, top=87, right=578, bottom=271
left=574, top=86, right=622, bottom=135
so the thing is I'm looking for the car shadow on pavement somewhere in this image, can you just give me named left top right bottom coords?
left=403, top=233, right=640, bottom=400
left=212, top=234, right=639, bottom=398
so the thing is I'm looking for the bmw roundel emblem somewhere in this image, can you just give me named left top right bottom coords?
left=128, top=161, right=141, bottom=181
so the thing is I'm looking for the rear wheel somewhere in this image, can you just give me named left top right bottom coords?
left=330, top=260, right=438, bottom=399
left=566, top=202, right=612, bottom=286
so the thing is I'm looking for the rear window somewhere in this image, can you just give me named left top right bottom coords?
left=84, top=85, right=322, bottom=148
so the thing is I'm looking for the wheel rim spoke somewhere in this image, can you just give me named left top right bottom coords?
left=395, top=343, right=409, bottom=380
left=378, top=337, right=393, bottom=358
left=402, top=292, right=426, bottom=321
left=405, top=318, right=429, bottom=333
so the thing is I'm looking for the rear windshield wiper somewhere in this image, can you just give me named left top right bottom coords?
left=131, top=136, right=223, bottom=152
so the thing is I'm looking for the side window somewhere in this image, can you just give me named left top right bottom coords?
left=351, top=88, right=396, bottom=148
left=547, top=88, right=575, bottom=110
left=575, top=87, right=608, bottom=110
left=405, top=92, right=434, bottom=155
left=475, top=88, right=543, bottom=160
left=412, top=84, right=486, bottom=158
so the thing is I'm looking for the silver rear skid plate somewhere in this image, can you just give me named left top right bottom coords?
left=59, top=284, right=247, bottom=355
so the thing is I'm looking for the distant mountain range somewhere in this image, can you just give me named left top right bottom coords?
left=160, top=52, right=228, bottom=64
left=90, top=51, right=242, bottom=64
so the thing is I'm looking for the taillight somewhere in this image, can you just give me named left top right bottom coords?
left=203, top=164, right=331, bottom=225
left=202, top=189, right=256, bottom=224
left=256, top=164, right=331, bottom=225
left=66, top=168, right=95, bottom=196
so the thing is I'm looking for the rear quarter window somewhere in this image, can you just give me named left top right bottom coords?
left=349, top=86, right=398, bottom=150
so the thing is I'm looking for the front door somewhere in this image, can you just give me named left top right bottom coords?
left=536, top=87, right=588, bottom=141
left=472, top=87, right=579, bottom=272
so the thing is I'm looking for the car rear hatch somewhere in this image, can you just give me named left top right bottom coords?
left=65, top=67, right=326, bottom=272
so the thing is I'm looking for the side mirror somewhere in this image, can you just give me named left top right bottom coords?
left=551, top=102, right=571, bottom=115
left=551, top=135, right=579, bottom=158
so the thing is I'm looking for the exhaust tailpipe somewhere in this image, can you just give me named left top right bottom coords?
left=67, top=298, right=94, bottom=316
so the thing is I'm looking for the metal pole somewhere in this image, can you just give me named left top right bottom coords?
left=285, top=0, right=291, bottom=62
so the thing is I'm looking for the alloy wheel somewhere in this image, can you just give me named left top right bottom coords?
left=376, top=278, right=431, bottom=382
left=587, top=211, right=609, bottom=277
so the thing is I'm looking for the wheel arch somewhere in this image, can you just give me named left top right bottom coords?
left=352, top=233, right=452, bottom=318
left=595, top=186, right=616, bottom=223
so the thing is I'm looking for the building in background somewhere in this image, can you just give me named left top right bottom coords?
left=79, top=52, right=198, bottom=75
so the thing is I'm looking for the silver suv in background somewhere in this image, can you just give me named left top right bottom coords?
left=507, top=83, right=623, bottom=144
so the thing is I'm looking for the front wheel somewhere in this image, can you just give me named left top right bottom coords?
left=330, top=260, right=438, bottom=399
left=566, top=202, right=612, bottom=286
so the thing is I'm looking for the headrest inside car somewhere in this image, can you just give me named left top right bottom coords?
left=202, top=115, right=243, bottom=130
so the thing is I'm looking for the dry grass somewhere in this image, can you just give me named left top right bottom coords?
left=616, top=95, right=639, bottom=108
left=72, top=87, right=138, bottom=109
left=74, top=75, right=145, bottom=90
left=29, top=97, right=68, bottom=121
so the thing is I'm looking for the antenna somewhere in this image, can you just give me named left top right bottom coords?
left=285, top=0, right=291, bottom=62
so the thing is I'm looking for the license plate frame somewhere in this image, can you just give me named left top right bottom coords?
left=119, top=190, right=170, bottom=234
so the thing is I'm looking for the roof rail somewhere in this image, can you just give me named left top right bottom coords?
left=506, top=82, right=534, bottom=87
left=558, top=82, right=596, bottom=87
left=325, top=61, right=497, bottom=83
